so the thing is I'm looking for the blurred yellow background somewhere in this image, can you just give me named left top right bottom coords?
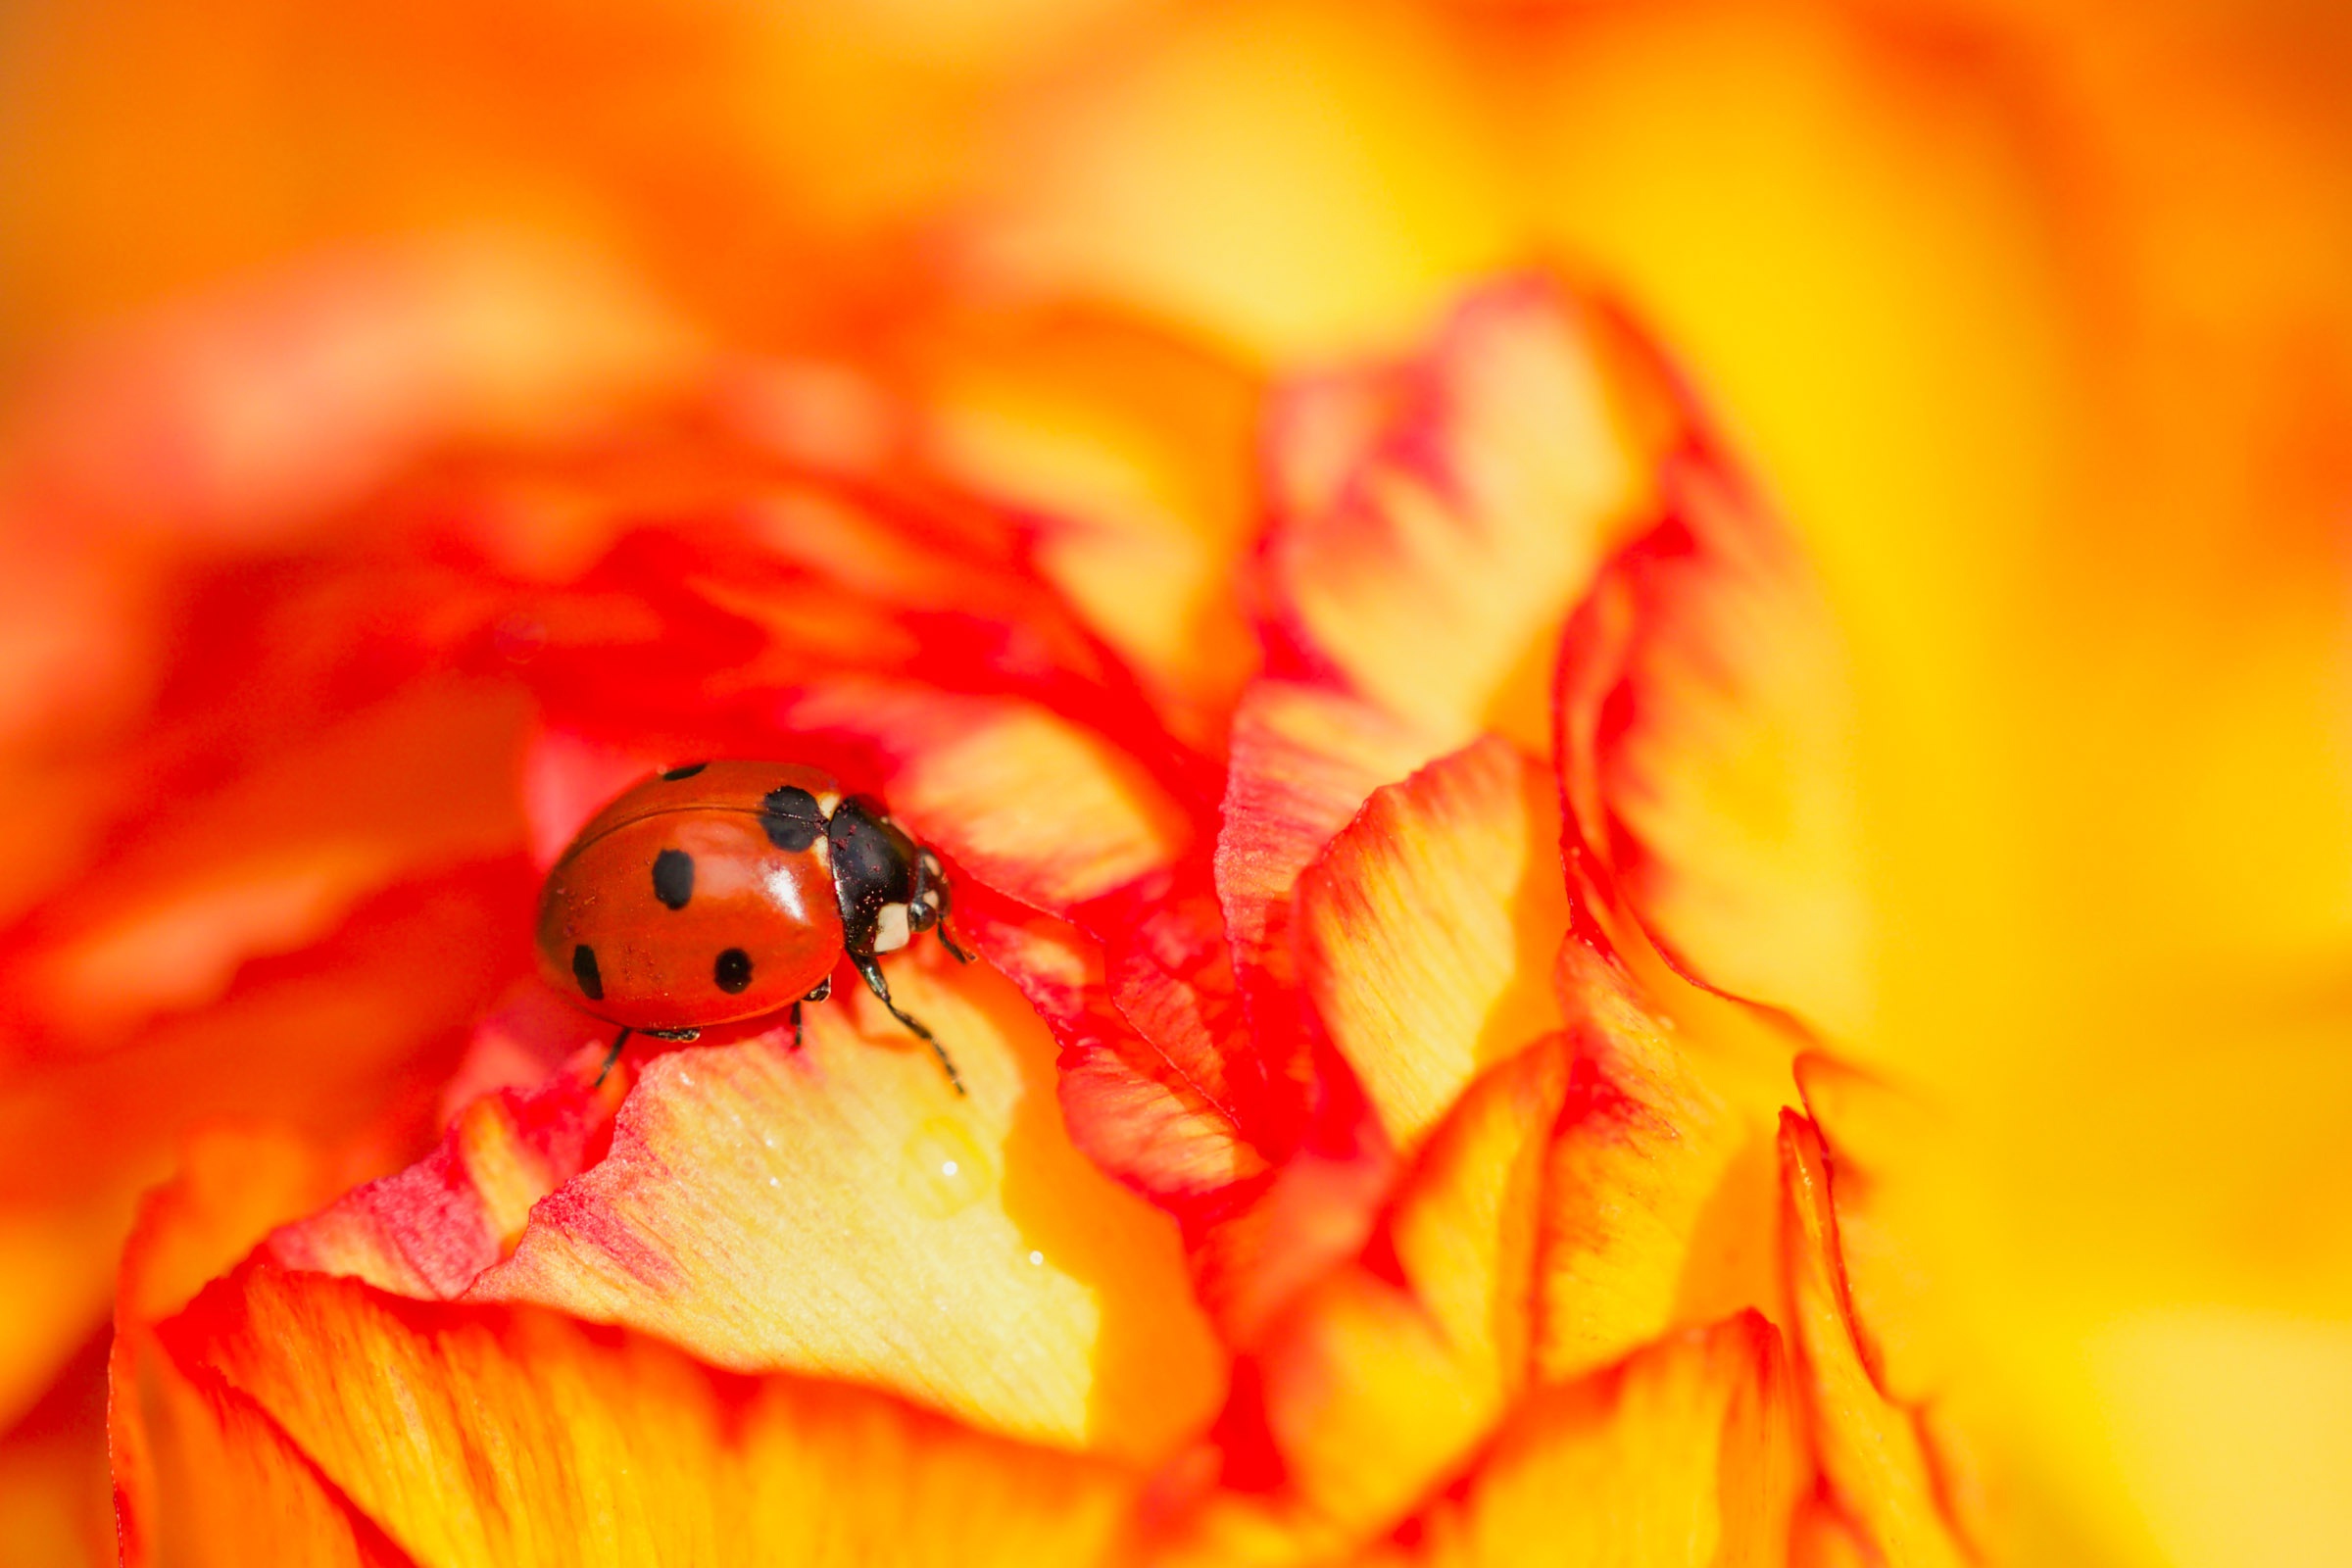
left=3, top=1, right=2350, bottom=1564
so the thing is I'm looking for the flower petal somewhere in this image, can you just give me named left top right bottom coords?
left=264, top=1063, right=620, bottom=1299
left=911, top=304, right=1262, bottom=740
left=112, top=1126, right=382, bottom=1568
left=1780, top=1110, right=1971, bottom=1568
left=1220, top=275, right=1657, bottom=1014
left=779, top=682, right=1198, bottom=914
left=1236, top=1040, right=1570, bottom=1541
left=1791, top=1053, right=1954, bottom=1407
left=157, top=1266, right=1140, bottom=1568
left=962, top=892, right=1264, bottom=1202
left=1389, top=1311, right=1804, bottom=1568
left=1534, top=951, right=1784, bottom=1384
left=1555, top=443, right=1870, bottom=1039
left=1262, top=275, right=1658, bottom=753
left=465, top=957, right=1225, bottom=1465
left=1299, top=737, right=1568, bottom=1152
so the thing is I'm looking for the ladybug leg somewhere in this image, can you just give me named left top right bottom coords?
left=851, top=953, right=965, bottom=1096
left=593, top=1027, right=632, bottom=1088
left=936, top=922, right=976, bottom=965
left=789, top=1001, right=804, bottom=1052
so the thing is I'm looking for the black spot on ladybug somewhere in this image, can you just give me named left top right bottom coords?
left=714, top=947, right=754, bottom=993
left=760, top=785, right=825, bottom=851
left=572, top=944, right=604, bottom=1001
left=661, top=762, right=709, bottom=781
left=652, top=849, right=695, bottom=910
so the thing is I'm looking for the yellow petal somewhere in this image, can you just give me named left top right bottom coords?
left=161, top=1266, right=1141, bottom=1568
left=1402, top=1312, right=1804, bottom=1568
left=468, top=956, right=1225, bottom=1464
left=1780, top=1110, right=1969, bottom=1568
left=1265, top=277, right=1653, bottom=754
left=1300, top=736, right=1568, bottom=1152
left=1241, top=1041, right=1570, bottom=1543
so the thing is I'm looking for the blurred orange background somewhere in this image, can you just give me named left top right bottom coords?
left=3, top=1, right=2350, bottom=1564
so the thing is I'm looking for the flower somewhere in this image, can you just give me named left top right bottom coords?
left=81, top=266, right=1951, bottom=1564
left=3, top=3, right=2349, bottom=1565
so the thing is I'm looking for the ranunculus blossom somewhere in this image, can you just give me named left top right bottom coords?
left=76, top=265, right=1957, bottom=1564
left=3, top=4, right=2350, bottom=1567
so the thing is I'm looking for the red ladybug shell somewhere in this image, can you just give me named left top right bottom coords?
left=535, top=761, right=847, bottom=1032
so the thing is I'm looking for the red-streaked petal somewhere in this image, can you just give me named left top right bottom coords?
left=1299, top=737, right=1569, bottom=1153
left=264, top=1066, right=620, bottom=1299
left=1535, top=950, right=1784, bottom=1384
left=1215, top=679, right=1439, bottom=1052
left=1261, top=276, right=1660, bottom=753
left=155, top=1266, right=1141, bottom=1568
left=465, top=957, right=1225, bottom=1465
left=961, top=893, right=1264, bottom=1203
left=1555, top=444, right=1870, bottom=1039
left=1780, top=1110, right=1971, bottom=1568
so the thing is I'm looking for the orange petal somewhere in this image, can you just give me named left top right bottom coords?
left=156, top=1266, right=1140, bottom=1568
left=1393, top=1311, right=1805, bottom=1568
left=1535, top=955, right=1784, bottom=1384
left=1299, top=737, right=1568, bottom=1152
left=6, top=678, right=529, bottom=1053
left=122, top=1346, right=410, bottom=1568
left=1261, top=275, right=1658, bottom=754
left=0, top=857, right=528, bottom=1433
left=112, top=1125, right=385, bottom=1567
left=1554, top=442, right=1870, bottom=1040
left=1780, top=1111, right=1971, bottom=1568
left=465, top=956, right=1225, bottom=1465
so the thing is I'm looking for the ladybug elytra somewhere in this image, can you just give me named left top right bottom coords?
left=534, top=760, right=969, bottom=1091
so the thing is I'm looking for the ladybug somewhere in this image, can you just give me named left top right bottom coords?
left=535, top=760, right=970, bottom=1091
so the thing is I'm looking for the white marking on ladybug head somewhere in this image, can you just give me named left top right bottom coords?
left=873, top=901, right=911, bottom=954
left=921, top=889, right=942, bottom=909
left=815, top=792, right=842, bottom=816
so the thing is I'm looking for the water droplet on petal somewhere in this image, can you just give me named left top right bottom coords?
left=900, top=1117, right=992, bottom=1216
left=1028, top=1250, right=1044, bottom=1266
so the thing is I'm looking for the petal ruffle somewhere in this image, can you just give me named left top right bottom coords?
left=1779, top=1110, right=1971, bottom=1568
left=1299, top=737, right=1568, bottom=1153
left=1554, top=432, right=1869, bottom=1040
